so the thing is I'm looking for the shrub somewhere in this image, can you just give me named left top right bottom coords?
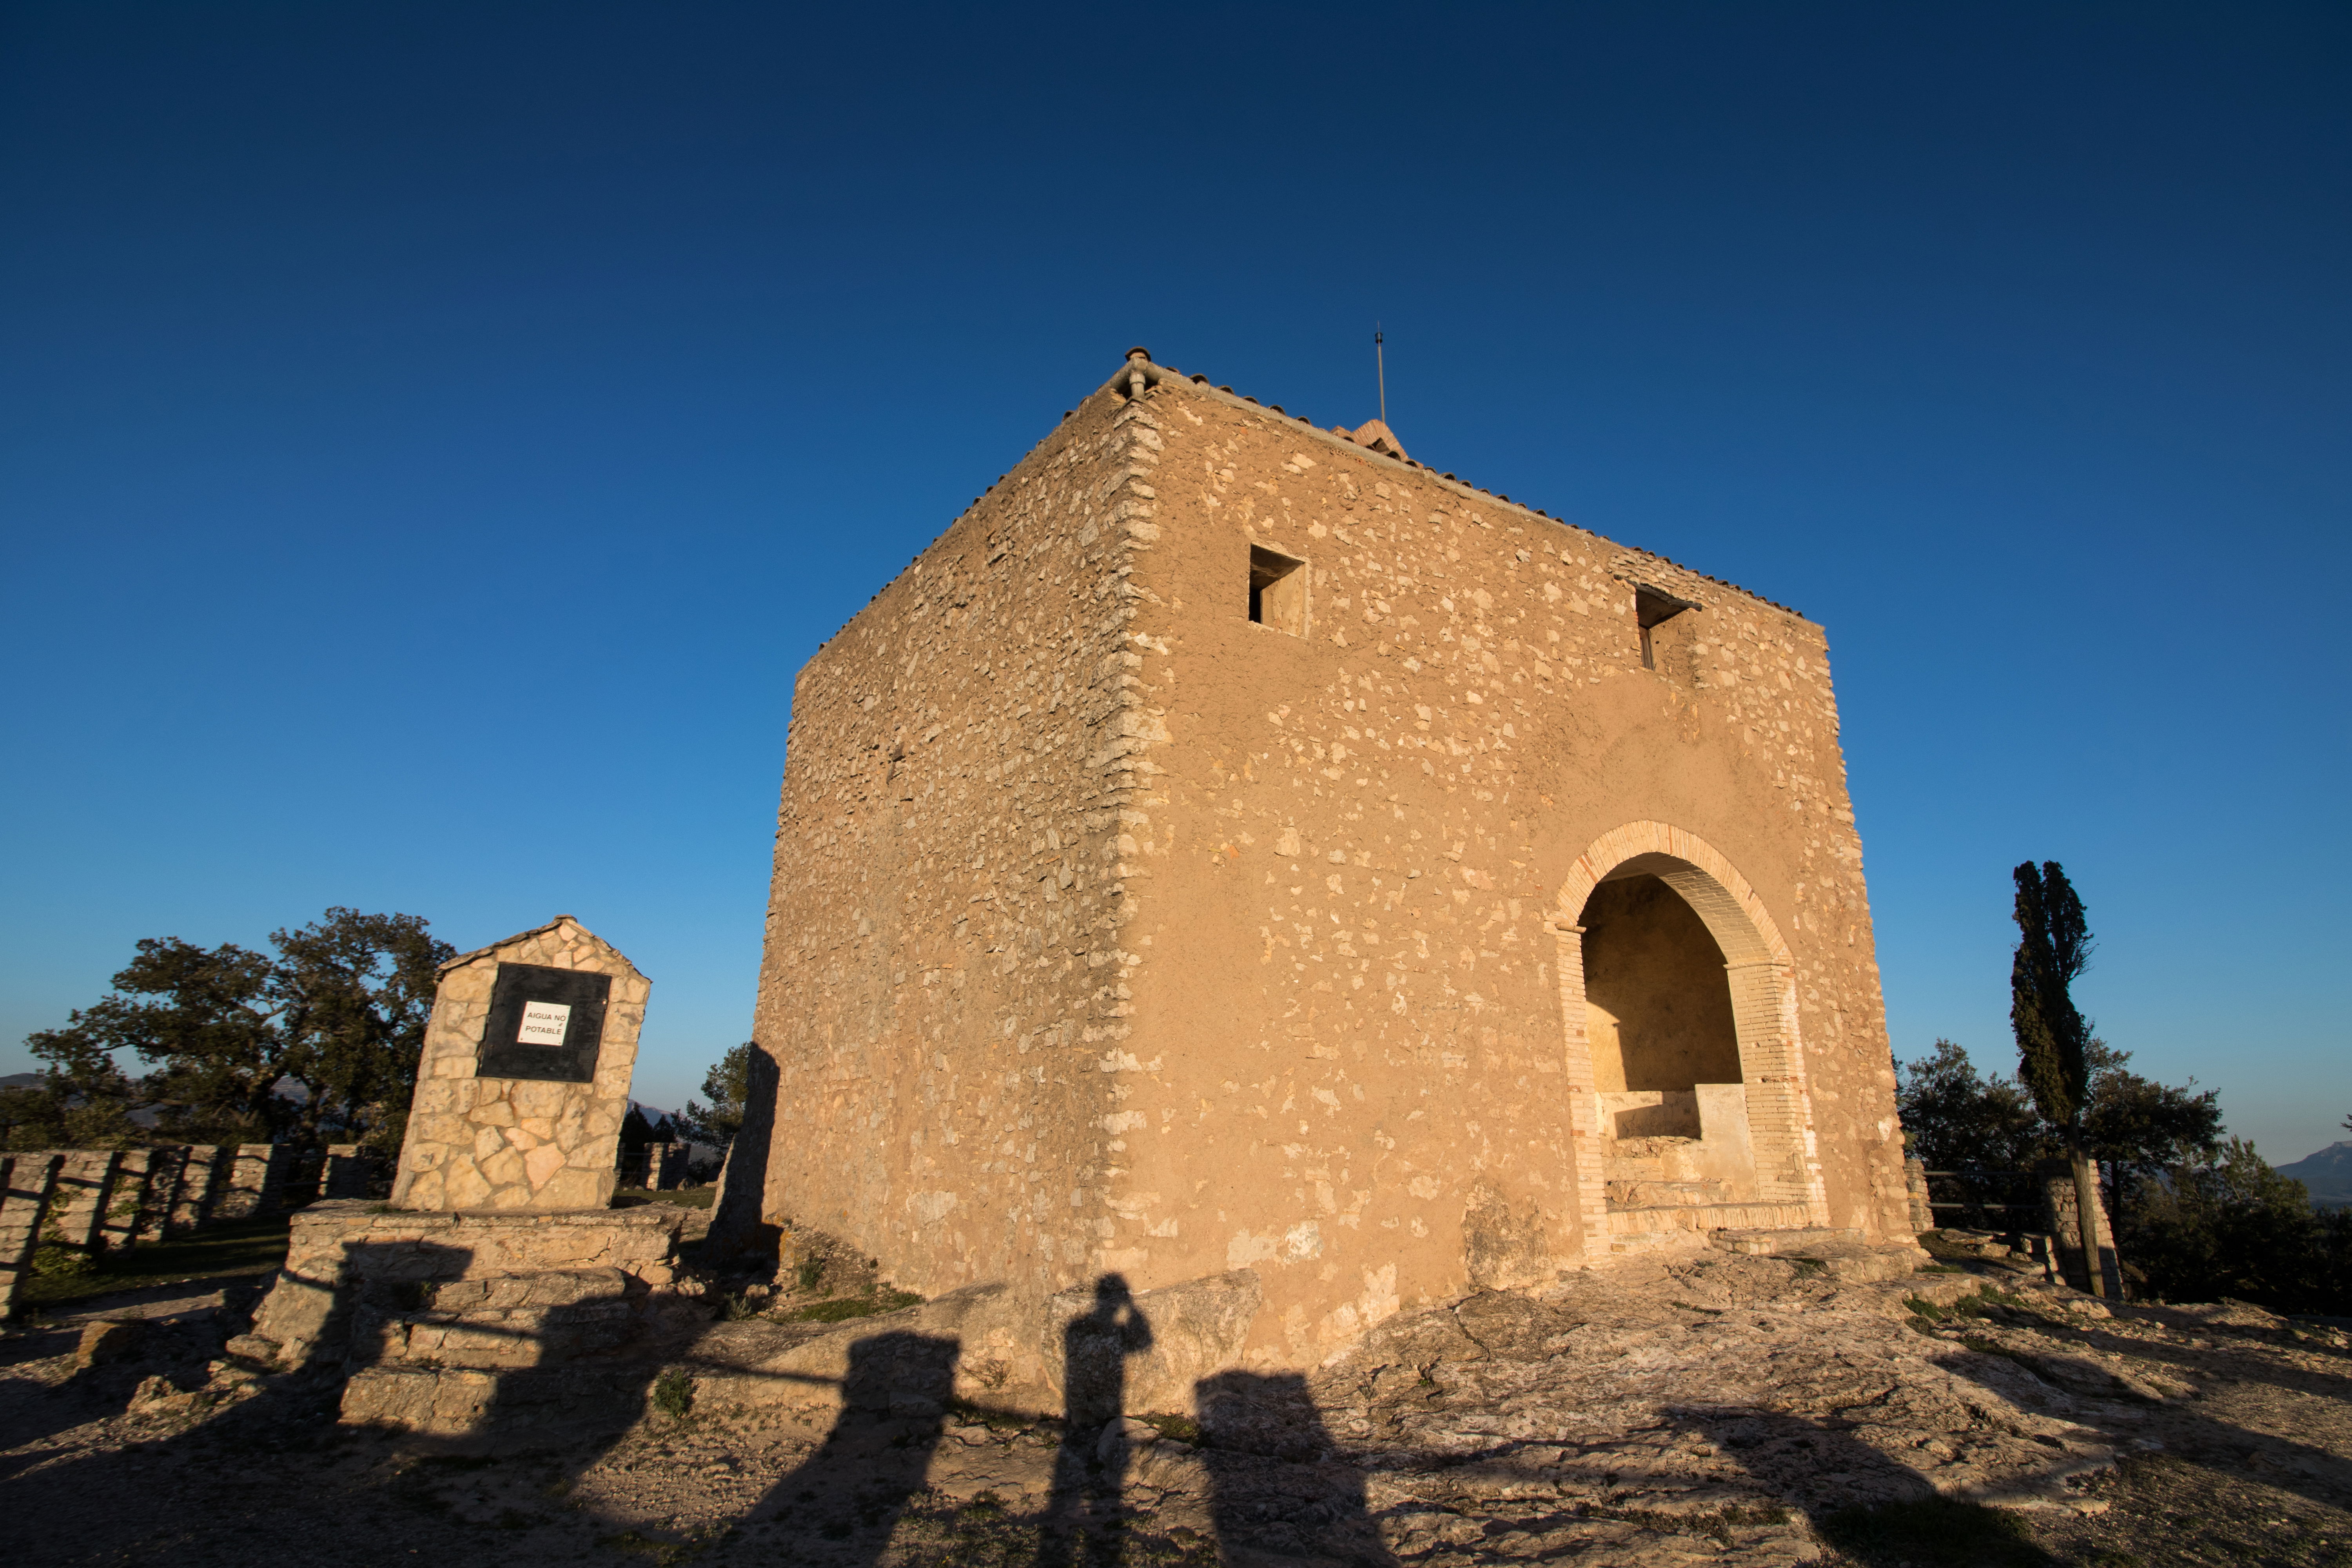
left=650, top=1370, right=693, bottom=1421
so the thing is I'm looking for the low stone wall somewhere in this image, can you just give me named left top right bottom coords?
left=0, top=1140, right=391, bottom=1320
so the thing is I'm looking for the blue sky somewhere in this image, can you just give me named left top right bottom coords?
left=3, top=3, right=2345, bottom=1158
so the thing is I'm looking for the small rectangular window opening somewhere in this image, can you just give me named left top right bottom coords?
left=1250, top=546, right=1308, bottom=636
left=1635, top=584, right=1699, bottom=670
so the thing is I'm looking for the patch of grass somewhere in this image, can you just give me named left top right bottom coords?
left=20, top=1212, right=292, bottom=1307
left=1816, top=1496, right=2057, bottom=1566
left=31, top=1244, right=96, bottom=1278
left=1788, top=1256, right=1828, bottom=1274
left=717, top=1290, right=764, bottom=1321
left=1670, top=1300, right=1726, bottom=1314
left=945, top=1397, right=1031, bottom=1433
left=795, top=1258, right=824, bottom=1291
left=780, top=1288, right=924, bottom=1324
left=612, top=1187, right=715, bottom=1210
left=1918, top=1263, right=1965, bottom=1274
left=1906, top=1283, right=2028, bottom=1334
left=650, top=1370, right=694, bottom=1421
left=1137, top=1412, right=1201, bottom=1445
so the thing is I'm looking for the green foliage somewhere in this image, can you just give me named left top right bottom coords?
left=0, top=1072, right=143, bottom=1152
left=780, top=1288, right=923, bottom=1323
left=2010, top=860, right=2092, bottom=1135
left=1895, top=1039, right=2043, bottom=1172
left=1137, top=1412, right=1201, bottom=1445
left=650, top=1370, right=694, bottom=1420
left=30, top=1243, right=96, bottom=1278
left=22, top=907, right=452, bottom=1148
left=2123, top=1138, right=2352, bottom=1314
left=674, top=1042, right=757, bottom=1151
left=1897, top=1039, right=2220, bottom=1183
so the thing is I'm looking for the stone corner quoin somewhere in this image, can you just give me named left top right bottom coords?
left=749, top=352, right=1909, bottom=1370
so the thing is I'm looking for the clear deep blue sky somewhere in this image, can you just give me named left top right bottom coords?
left=3, top=4, right=2345, bottom=1158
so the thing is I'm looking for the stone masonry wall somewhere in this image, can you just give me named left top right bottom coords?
left=1092, top=369, right=1907, bottom=1360
left=754, top=355, right=1911, bottom=1368
left=393, top=917, right=647, bottom=1212
left=751, top=386, right=1164, bottom=1301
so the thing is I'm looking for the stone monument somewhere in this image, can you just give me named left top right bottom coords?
left=242, top=916, right=689, bottom=1432
left=390, top=915, right=647, bottom=1212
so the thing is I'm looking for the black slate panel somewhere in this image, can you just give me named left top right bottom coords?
left=477, top=962, right=610, bottom=1083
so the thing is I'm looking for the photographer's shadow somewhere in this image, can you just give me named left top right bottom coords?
left=1040, top=1273, right=1154, bottom=1568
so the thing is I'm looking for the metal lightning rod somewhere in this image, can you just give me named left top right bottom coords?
left=1374, top=324, right=1387, bottom=427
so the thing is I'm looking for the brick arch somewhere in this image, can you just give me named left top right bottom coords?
left=1555, top=821, right=1791, bottom=968
left=1548, top=821, right=1828, bottom=1253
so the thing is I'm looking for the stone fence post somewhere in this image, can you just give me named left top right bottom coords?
left=1904, top=1157, right=1935, bottom=1235
left=2038, top=1160, right=2124, bottom=1298
left=215, top=1143, right=290, bottom=1220
left=99, top=1149, right=155, bottom=1252
left=2, top=1152, right=62, bottom=1323
left=171, top=1146, right=230, bottom=1233
left=137, top=1146, right=191, bottom=1243
left=44, top=1150, right=122, bottom=1259
left=322, top=1144, right=373, bottom=1200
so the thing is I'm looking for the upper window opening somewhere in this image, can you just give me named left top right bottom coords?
left=1635, top=584, right=1700, bottom=670
left=1250, top=546, right=1308, bottom=636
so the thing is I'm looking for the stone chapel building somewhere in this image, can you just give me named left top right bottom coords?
left=744, top=349, right=1914, bottom=1365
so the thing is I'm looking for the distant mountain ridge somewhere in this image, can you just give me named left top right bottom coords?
left=2278, top=1140, right=2352, bottom=1208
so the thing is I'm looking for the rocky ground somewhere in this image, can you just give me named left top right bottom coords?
left=3, top=1237, right=2348, bottom=1568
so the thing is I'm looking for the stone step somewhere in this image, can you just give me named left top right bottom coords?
left=1710, top=1226, right=1931, bottom=1283
left=1711, top=1226, right=1866, bottom=1256
left=1604, top=1201, right=1815, bottom=1237
left=1605, top=1180, right=1730, bottom=1209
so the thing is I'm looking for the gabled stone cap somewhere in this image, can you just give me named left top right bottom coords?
left=436, top=915, right=647, bottom=980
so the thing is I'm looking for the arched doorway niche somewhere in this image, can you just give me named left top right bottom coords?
left=1547, top=823, right=1829, bottom=1255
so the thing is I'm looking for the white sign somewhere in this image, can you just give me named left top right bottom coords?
left=517, top=1000, right=572, bottom=1046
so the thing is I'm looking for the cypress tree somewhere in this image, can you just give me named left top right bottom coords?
left=2011, top=860, right=2109, bottom=1295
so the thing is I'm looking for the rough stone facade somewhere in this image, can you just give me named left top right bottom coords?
left=391, top=916, right=648, bottom=1212
left=743, top=351, right=1913, bottom=1368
